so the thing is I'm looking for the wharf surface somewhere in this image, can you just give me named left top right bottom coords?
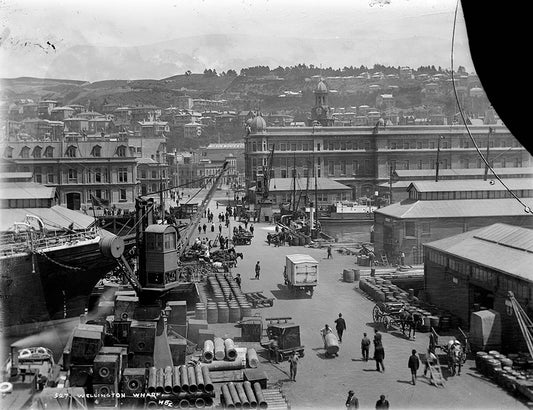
left=204, top=192, right=525, bottom=410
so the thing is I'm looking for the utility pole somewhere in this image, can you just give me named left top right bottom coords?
left=435, top=136, right=443, bottom=182
left=484, top=127, right=493, bottom=181
left=389, top=164, right=393, bottom=205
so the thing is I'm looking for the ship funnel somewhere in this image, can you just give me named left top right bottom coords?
left=99, top=234, right=125, bottom=259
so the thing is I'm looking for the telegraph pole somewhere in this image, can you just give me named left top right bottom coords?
left=484, top=127, right=493, bottom=181
left=389, top=164, right=393, bottom=205
left=435, top=136, right=443, bottom=182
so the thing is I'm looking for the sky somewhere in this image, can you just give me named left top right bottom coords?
left=0, top=0, right=474, bottom=81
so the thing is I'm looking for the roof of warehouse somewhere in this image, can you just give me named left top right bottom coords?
left=424, top=223, right=533, bottom=282
left=0, top=182, right=56, bottom=200
left=408, top=178, right=533, bottom=193
left=375, top=197, right=533, bottom=219
left=394, top=168, right=533, bottom=178
left=0, top=205, right=97, bottom=231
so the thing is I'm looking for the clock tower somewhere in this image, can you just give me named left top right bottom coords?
left=309, top=79, right=334, bottom=126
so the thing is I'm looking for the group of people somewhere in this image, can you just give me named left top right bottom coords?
left=346, top=391, right=390, bottom=409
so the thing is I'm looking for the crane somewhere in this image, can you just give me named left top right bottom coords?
left=507, top=291, right=533, bottom=357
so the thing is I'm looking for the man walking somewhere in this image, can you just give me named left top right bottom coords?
left=374, top=341, right=385, bottom=372
left=361, top=333, right=371, bottom=361
left=235, top=274, right=242, bottom=289
left=345, top=390, right=359, bottom=409
left=373, top=328, right=382, bottom=345
left=375, top=395, right=389, bottom=409
left=327, top=245, right=333, bottom=259
left=289, top=352, right=299, bottom=381
left=408, top=349, right=420, bottom=385
left=334, top=313, right=346, bottom=343
left=250, top=224, right=254, bottom=235
left=255, top=261, right=261, bottom=279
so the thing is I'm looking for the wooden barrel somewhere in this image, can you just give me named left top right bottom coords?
left=195, top=303, right=207, bottom=320
left=324, top=333, right=339, bottom=355
left=354, top=269, right=361, bottom=281
left=218, top=304, right=229, bottom=323
left=206, top=304, right=218, bottom=324
left=343, top=269, right=354, bottom=283
left=240, top=304, right=252, bottom=318
left=229, top=305, right=241, bottom=323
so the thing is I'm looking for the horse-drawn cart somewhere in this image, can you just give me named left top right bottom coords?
left=232, top=232, right=253, bottom=245
left=430, top=327, right=469, bottom=376
left=372, top=302, right=421, bottom=339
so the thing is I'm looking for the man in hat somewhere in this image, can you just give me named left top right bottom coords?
left=408, top=349, right=420, bottom=385
left=345, top=390, right=359, bottom=409
left=289, top=351, right=299, bottom=381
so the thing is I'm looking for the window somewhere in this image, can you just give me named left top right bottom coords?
left=68, top=168, right=78, bottom=182
left=420, top=222, right=431, bottom=235
left=140, top=169, right=147, bottom=179
left=47, top=168, right=54, bottom=183
left=34, top=167, right=42, bottom=183
left=280, top=143, right=286, bottom=151
left=352, top=160, right=359, bottom=175
left=91, top=145, right=102, bottom=157
left=328, top=161, right=335, bottom=176
left=116, top=145, right=127, bottom=157
left=151, top=170, right=157, bottom=179
left=94, top=168, right=102, bottom=183
left=33, top=146, right=42, bottom=158
left=65, top=145, right=77, bottom=157
left=118, top=168, right=128, bottom=183
left=20, top=146, right=30, bottom=158
left=119, top=189, right=127, bottom=202
left=4, top=146, right=13, bottom=158
left=340, top=161, right=346, bottom=175
left=281, top=169, right=287, bottom=178
left=317, top=143, right=321, bottom=151
left=164, top=232, right=176, bottom=250
left=44, top=146, right=54, bottom=158
left=405, top=222, right=416, bottom=237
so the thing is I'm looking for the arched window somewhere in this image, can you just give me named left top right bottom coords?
left=116, top=145, right=127, bottom=157
left=33, top=146, right=42, bottom=158
left=91, top=145, right=102, bottom=157
left=4, top=146, right=13, bottom=158
left=20, top=146, right=30, bottom=158
left=65, top=145, right=77, bottom=157
left=44, top=146, right=54, bottom=158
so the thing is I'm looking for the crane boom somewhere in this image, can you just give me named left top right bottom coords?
left=177, top=161, right=229, bottom=257
left=508, top=291, right=533, bottom=357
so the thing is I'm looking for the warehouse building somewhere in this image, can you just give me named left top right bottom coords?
left=423, top=223, right=533, bottom=352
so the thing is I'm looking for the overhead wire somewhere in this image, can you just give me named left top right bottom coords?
left=450, top=0, right=532, bottom=214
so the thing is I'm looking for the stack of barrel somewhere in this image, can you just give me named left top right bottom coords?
left=202, top=274, right=252, bottom=324
left=220, top=381, right=268, bottom=409
left=359, top=276, right=459, bottom=333
left=144, top=365, right=214, bottom=408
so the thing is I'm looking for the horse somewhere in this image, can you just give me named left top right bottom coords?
left=398, top=309, right=422, bottom=340
left=447, top=342, right=465, bottom=376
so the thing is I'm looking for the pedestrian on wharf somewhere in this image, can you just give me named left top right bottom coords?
left=327, top=244, right=333, bottom=259
left=320, top=324, right=333, bottom=349
left=361, top=333, right=371, bottom=361
left=373, top=328, right=382, bottom=345
left=219, top=224, right=222, bottom=233
left=211, top=224, right=215, bottom=233
left=202, top=223, right=207, bottom=234
left=375, top=394, right=389, bottom=409
left=408, top=349, right=420, bottom=385
left=289, top=351, right=299, bottom=381
left=255, top=261, right=261, bottom=279
left=235, top=274, right=241, bottom=289
left=374, top=341, right=385, bottom=372
left=345, top=390, right=359, bottom=409
left=198, top=225, right=202, bottom=234
left=250, top=224, right=254, bottom=235
left=334, top=313, right=346, bottom=342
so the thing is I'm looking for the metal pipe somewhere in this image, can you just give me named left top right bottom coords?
left=235, top=382, right=250, bottom=408
left=147, top=367, right=157, bottom=394
left=228, top=382, right=241, bottom=407
left=201, top=366, right=213, bottom=392
left=253, top=382, right=267, bottom=409
left=195, top=365, right=205, bottom=391
left=179, top=365, right=189, bottom=392
left=194, top=397, right=206, bottom=408
left=243, top=381, right=257, bottom=408
left=155, top=368, right=165, bottom=394
left=203, top=360, right=245, bottom=371
left=214, top=337, right=225, bottom=360
left=203, top=340, right=214, bottom=362
left=224, top=338, right=237, bottom=361
left=187, top=365, right=198, bottom=393
left=221, top=384, right=235, bottom=408
left=178, top=398, right=189, bottom=408
left=246, top=348, right=258, bottom=368
left=172, top=366, right=182, bottom=394
left=164, top=366, right=173, bottom=394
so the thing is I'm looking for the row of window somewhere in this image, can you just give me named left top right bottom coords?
left=426, top=249, right=530, bottom=300
left=404, top=221, right=431, bottom=237
left=3, top=145, right=128, bottom=159
left=411, top=190, right=532, bottom=201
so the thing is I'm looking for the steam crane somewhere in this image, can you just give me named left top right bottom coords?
left=114, top=161, right=229, bottom=301
left=255, top=145, right=275, bottom=222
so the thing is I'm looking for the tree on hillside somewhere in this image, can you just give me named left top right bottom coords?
left=203, top=69, right=218, bottom=78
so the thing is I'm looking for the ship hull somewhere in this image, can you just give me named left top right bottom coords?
left=0, top=238, right=118, bottom=333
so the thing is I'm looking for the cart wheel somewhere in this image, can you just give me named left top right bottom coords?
left=372, top=305, right=381, bottom=323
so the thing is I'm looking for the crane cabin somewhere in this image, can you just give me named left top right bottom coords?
left=144, top=224, right=179, bottom=288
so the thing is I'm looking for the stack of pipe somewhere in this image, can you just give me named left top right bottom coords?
left=144, top=365, right=214, bottom=408
left=220, top=381, right=267, bottom=409
left=204, top=338, right=245, bottom=364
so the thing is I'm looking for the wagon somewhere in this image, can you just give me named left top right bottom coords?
left=372, top=302, right=421, bottom=339
left=283, top=254, right=318, bottom=297
left=430, top=327, right=469, bottom=376
left=232, top=233, right=252, bottom=245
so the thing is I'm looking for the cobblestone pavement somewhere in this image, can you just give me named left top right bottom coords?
left=204, top=194, right=526, bottom=410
